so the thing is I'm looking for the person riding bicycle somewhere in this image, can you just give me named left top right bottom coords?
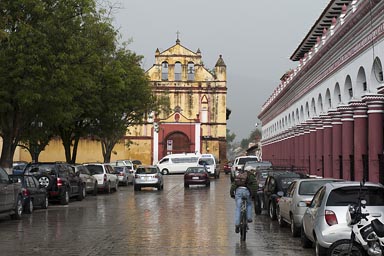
left=230, top=165, right=254, bottom=233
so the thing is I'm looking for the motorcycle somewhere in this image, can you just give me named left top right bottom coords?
left=328, top=181, right=384, bottom=256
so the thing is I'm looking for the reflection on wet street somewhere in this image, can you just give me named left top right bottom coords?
left=0, top=174, right=315, bottom=255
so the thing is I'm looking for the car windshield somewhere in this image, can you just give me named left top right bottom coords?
left=24, top=164, right=57, bottom=175
left=238, top=157, right=258, bottom=164
left=114, top=167, right=125, bottom=173
left=327, top=186, right=384, bottom=206
left=136, top=167, right=157, bottom=174
left=86, top=165, right=104, bottom=175
left=199, top=158, right=214, bottom=165
left=186, top=167, right=206, bottom=173
left=299, top=180, right=337, bottom=195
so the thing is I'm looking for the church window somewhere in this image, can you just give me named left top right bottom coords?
left=162, top=62, right=168, bottom=81
left=187, top=62, right=195, bottom=81
left=201, top=95, right=209, bottom=123
left=175, top=62, right=182, bottom=81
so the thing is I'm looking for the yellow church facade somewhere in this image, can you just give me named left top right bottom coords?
left=13, top=39, right=228, bottom=165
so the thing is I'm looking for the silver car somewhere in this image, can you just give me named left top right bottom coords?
left=301, top=181, right=384, bottom=256
left=134, top=165, right=163, bottom=191
left=73, top=165, right=98, bottom=196
left=277, top=178, right=340, bottom=237
left=114, top=166, right=134, bottom=186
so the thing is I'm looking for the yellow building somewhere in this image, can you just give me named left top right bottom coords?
left=14, top=39, right=227, bottom=165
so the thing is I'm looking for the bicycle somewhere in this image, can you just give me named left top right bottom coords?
left=239, top=195, right=248, bottom=241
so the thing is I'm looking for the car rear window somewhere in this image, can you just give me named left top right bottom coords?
left=25, top=164, right=57, bottom=175
left=238, top=157, right=259, bottom=165
left=86, top=165, right=104, bottom=175
left=299, top=180, right=337, bottom=195
left=186, top=167, right=206, bottom=173
left=114, top=167, right=125, bottom=173
left=327, top=186, right=384, bottom=206
left=136, top=167, right=157, bottom=174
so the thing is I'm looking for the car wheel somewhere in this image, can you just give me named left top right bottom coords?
left=206, top=182, right=210, bottom=187
left=60, top=189, right=69, bottom=205
left=277, top=206, right=286, bottom=227
left=327, top=239, right=365, bottom=256
left=38, top=175, right=53, bottom=189
left=134, top=185, right=140, bottom=191
left=77, top=185, right=85, bottom=201
left=269, top=201, right=277, bottom=220
left=315, top=237, right=327, bottom=256
left=254, top=196, right=262, bottom=215
left=105, top=182, right=111, bottom=193
left=162, top=169, right=169, bottom=175
left=184, top=183, right=189, bottom=188
left=24, top=198, right=33, bottom=214
left=11, top=196, right=23, bottom=220
left=290, top=215, right=300, bottom=237
left=41, top=195, right=49, bottom=209
left=114, top=181, right=118, bottom=192
left=92, top=182, right=98, bottom=196
left=301, top=226, right=313, bottom=248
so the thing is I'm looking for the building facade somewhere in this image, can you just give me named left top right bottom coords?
left=258, top=0, right=384, bottom=183
left=139, top=39, right=228, bottom=164
left=12, top=39, right=227, bottom=165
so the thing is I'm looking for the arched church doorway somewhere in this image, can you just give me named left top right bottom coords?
left=163, top=131, right=191, bottom=155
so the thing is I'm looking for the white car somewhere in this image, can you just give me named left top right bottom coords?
left=84, top=163, right=118, bottom=193
left=134, top=165, right=163, bottom=191
left=276, top=178, right=340, bottom=237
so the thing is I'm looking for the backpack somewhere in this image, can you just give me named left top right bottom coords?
left=234, top=171, right=248, bottom=186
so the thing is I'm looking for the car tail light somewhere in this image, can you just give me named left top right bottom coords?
left=275, top=197, right=280, bottom=203
left=135, top=174, right=140, bottom=179
left=22, top=188, right=30, bottom=197
left=57, top=178, right=63, bottom=187
left=155, top=174, right=159, bottom=178
left=103, top=174, right=107, bottom=183
left=325, top=210, right=338, bottom=226
left=118, top=173, right=124, bottom=176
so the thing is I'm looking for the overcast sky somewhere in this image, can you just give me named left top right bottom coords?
left=108, top=0, right=330, bottom=141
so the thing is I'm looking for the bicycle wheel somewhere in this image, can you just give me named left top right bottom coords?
left=240, top=201, right=247, bottom=241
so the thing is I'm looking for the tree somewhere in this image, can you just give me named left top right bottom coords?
left=91, top=46, right=155, bottom=163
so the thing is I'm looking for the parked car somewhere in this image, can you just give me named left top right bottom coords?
left=72, top=165, right=98, bottom=195
left=277, top=178, right=340, bottom=237
left=114, top=166, right=134, bottom=186
left=223, top=162, right=232, bottom=174
left=12, top=161, right=28, bottom=175
left=230, top=156, right=259, bottom=181
left=84, top=163, right=118, bottom=193
left=301, top=181, right=384, bottom=255
left=24, top=162, right=86, bottom=205
left=184, top=166, right=210, bottom=188
left=134, top=165, right=163, bottom=191
left=248, top=166, right=273, bottom=214
left=0, top=167, right=23, bottom=219
left=9, top=174, right=49, bottom=213
left=257, top=170, right=305, bottom=220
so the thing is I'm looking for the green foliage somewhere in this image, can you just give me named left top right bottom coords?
left=0, top=0, right=162, bottom=166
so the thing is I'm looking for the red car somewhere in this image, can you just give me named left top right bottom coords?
left=223, top=162, right=232, bottom=174
left=184, top=167, right=210, bottom=188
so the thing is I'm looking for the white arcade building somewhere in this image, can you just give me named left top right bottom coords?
left=258, top=0, right=384, bottom=183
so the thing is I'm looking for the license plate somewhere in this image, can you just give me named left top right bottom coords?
left=192, top=177, right=199, bottom=180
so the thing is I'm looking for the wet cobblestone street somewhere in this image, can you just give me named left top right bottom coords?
left=0, top=174, right=315, bottom=255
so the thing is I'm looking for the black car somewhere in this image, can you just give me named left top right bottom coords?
left=255, top=170, right=305, bottom=219
left=23, top=162, right=86, bottom=205
left=10, top=174, right=48, bottom=213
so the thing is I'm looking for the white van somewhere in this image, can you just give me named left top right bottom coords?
left=156, top=153, right=201, bottom=175
left=197, top=154, right=219, bottom=178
